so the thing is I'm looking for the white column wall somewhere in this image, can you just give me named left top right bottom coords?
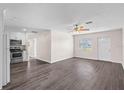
left=0, top=9, right=10, bottom=89
left=0, top=9, right=3, bottom=89
left=0, top=34, right=3, bottom=89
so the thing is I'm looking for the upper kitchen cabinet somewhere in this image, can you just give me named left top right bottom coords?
left=10, top=32, right=26, bottom=45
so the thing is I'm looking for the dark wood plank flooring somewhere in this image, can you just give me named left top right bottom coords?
left=3, top=57, right=124, bottom=90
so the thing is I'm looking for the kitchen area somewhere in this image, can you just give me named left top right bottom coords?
left=5, top=25, right=51, bottom=64
left=10, top=39, right=27, bottom=63
left=9, top=31, right=28, bottom=64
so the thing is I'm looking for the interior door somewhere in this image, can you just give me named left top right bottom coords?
left=28, top=38, right=37, bottom=58
left=98, top=37, right=111, bottom=61
left=28, top=39, right=35, bottom=58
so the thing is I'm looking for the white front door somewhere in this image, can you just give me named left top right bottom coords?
left=98, top=37, right=111, bottom=61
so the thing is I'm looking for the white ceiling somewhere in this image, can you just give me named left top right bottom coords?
left=0, top=3, right=124, bottom=31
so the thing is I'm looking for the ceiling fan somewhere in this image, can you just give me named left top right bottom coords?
left=67, top=21, right=93, bottom=33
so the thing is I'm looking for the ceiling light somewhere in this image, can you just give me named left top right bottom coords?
left=23, top=28, right=27, bottom=31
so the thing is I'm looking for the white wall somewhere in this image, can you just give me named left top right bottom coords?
left=27, top=29, right=73, bottom=63
left=51, top=30, right=73, bottom=63
left=27, top=31, right=51, bottom=63
left=74, top=28, right=123, bottom=64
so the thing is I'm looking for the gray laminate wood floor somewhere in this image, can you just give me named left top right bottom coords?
left=3, top=57, right=124, bottom=90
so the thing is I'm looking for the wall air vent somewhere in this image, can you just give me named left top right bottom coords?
left=85, top=21, right=93, bottom=24
left=31, top=31, right=38, bottom=33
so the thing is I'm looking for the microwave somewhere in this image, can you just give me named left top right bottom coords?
left=10, top=39, right=22, bottom=46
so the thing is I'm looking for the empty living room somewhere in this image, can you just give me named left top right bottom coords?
left=0, top=0, right=124, bottom=93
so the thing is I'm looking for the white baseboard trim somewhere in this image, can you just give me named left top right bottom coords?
left=51, top=57, right=73, bottom=63
left=36, top=58, right=51, bottom=63
left=122, top=63, right=124, bottom=70
left=75, top=56, right=124, bottom=69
